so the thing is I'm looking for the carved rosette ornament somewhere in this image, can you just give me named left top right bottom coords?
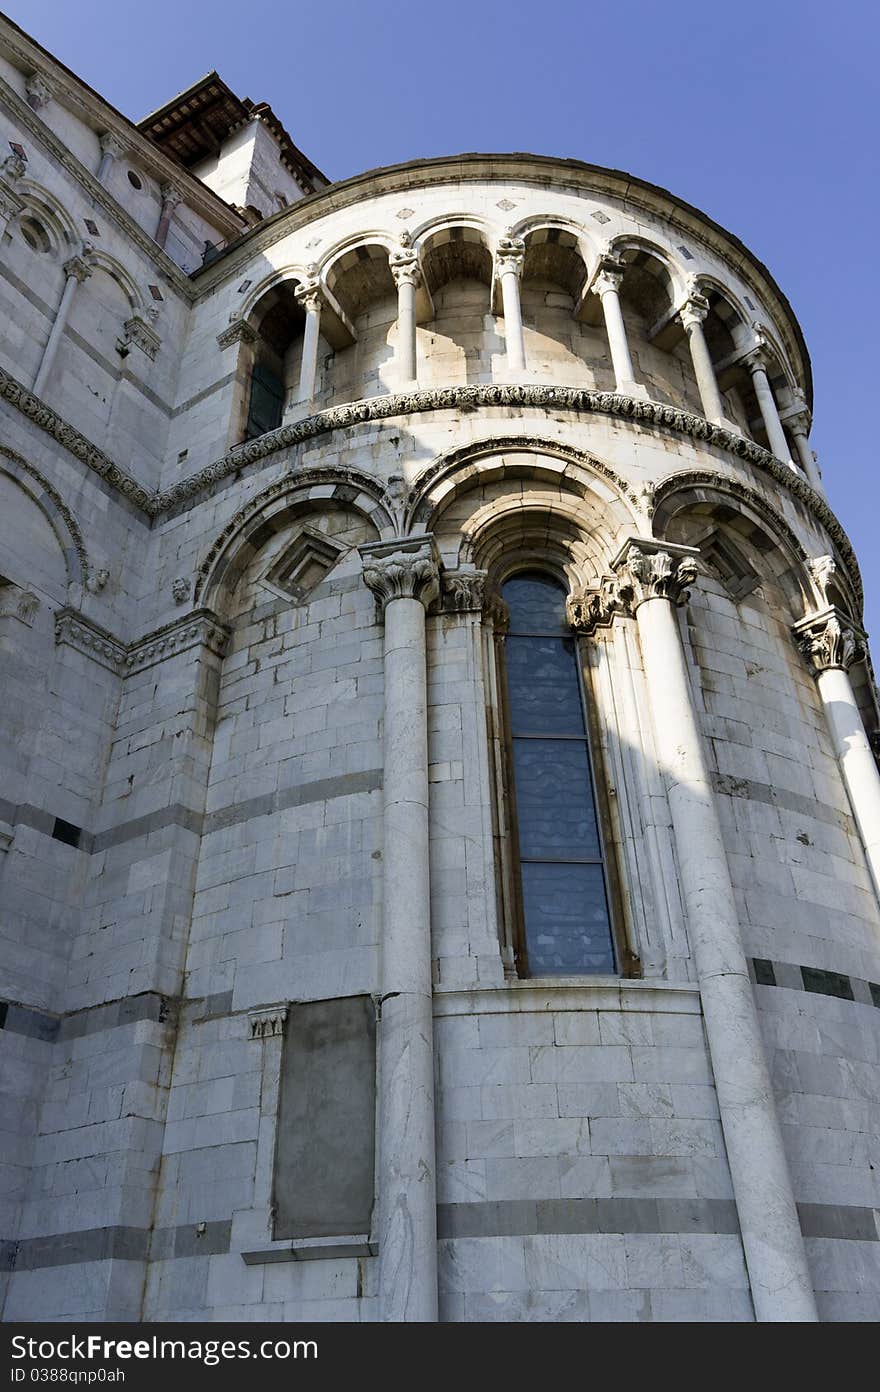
left=793, top=606, right=866, bottom=674
left=611, top=538, right=700, bottom=613
left=495, top=232, right=525, bottom=279
left=360, top=539, right=440, bottom=614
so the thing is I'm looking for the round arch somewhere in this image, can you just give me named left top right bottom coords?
left=194, top=467, right=397, bottom=609
left=0, top=447, right=88, bottom=589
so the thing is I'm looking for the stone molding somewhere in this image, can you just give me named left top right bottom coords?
left=360, top=537, right=440, bottom=612
left=793, top=605, right=866, bottom=675
left=438, top=569, right=487, bottom=614
left=248, top=1005, right=288, bottom=1040
left=0, top=368, right=152, bottom=511
left=611, top=537, right=700, bottom=613
left=0, top=366, right=861, bottom=610
left=54, top=607, right=230, bottom=676
left=54, top=609, right=127, bottom=672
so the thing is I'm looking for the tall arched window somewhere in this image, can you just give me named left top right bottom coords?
left=500, top=571, right=617, bottom=976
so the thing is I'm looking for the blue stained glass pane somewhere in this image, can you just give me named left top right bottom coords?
left=505, top=636, right=585, bottom=736
left=513, top=739, right=600, bottom=859
left=503, top=573, right=569, bottom=634
left=520, top=862, right=615, bottom=975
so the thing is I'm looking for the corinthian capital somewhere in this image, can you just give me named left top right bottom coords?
left=360, top=537, right=440, bottom=613
left=495, top=232, right=525, bottom=278
left=63, top=252, right=94, bottom=284
left=294, top=270, right=321, bottom=312
left=216, top=317, right=257, bottom=349
left=611, top=538, right=700, bottom=612
left=793, top=606, right=865, bottom=674
left=678, top=293, right=710, bottom=332
left=160, top=182, right=183, bottom=211
left=99, top=130, right=126, bottom=161
left=389, top=236, right=422, bottom=290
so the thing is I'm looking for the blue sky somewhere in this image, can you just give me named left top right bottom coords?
left=9, top=0, right=879, bottom=634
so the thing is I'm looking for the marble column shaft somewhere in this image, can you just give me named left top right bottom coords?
left=33, top=252, right=92, bottom=397
left=361, top=538, right=440, bottom=1323
left=615, top=540, right=818, bottom=1322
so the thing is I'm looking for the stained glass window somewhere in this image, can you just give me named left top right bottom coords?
left=502, top=572, right=616, bottom=975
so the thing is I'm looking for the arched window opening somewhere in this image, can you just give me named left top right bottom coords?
left=245, top=284, right=306, bottom=440
left=500, top=571, right=617, bottom=976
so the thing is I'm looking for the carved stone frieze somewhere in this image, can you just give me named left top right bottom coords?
left=361, top=538, right=440, bottom=613
left=611, top=538, right=700, bottom=612
left=793, top=606, right=866, bottom=674
left=120, top=315, right=161, bottom=361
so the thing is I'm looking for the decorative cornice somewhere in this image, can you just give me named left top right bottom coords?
left=54, top=609, right=127, bottom=672
left=360, top=537, right=440, bottom=612
left=0, top=367, right=152, bottom=512
left=0, top=366, right=861, bottom=611
left=793, top=606, right=866, bottom=675
left=248, top=1005, right=288, bottom=1039
left=125, top=609, right=230, bottom=674
left=438, top=569, right=487, bottom=613
left=611, top=538, right=700, bottom=612
left=54, top=607, right=230, bottom=676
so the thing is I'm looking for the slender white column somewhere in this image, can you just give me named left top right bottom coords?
left=97, top=131, right=125, bottom=184
left=784, top=398, right=824, bottom=491
left=294, top=275, right=322, bottom=405
left=155, top=183, right=182, bottom=250
left=361, top=538, right=440, bottom=1323
left=389, top=234, right=421, bottom=388
left=744, top=347, right=792, bottom=464
left=495, top=233, right=526, bottom=373
left=795, top=606, right=880, bottom=902
left=612, top=539, right=817, bottom=1323
left=679, top=294, right=725, bottom=422
left=33, top=251, right=93, bottom=397
left=592, top=262, right=646, bottom=395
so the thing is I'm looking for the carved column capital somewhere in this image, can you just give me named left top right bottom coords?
left=360, top=538, right=440, bottom=613
left=248, top=1005, right=288, bottom=1040
left=482, top=589, right=509, bottom=634
left=216, top=318, right=258, bottom=349
left=294, top=274, right=321, bottom=312
left=793, top=606, right=866, bottom=674
left=439, top=569, right=487, bottom=614
left=25, top=71, right=53, bottom=111
left=567, top=579, right=620, bottom=634
left=611, top=538, right=700, bottom=612
left=592, top=265, right=625, bottom=298
left=0, top=581, right=39, bottom=626
left=98, top=130, right=126, bottom=160
left=678, top=293, right=710, bottom=332
left=63, top=252, right=94, bottom=284
left=160, top=182, right=183, bottom=211
left=389, top=242, right=422, bottom=290
left=495, top=232, right=525, bottom=279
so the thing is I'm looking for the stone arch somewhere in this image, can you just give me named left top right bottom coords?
left=514, top=218, right=593, bottom=302
left=0, top=446, right=88, bottom=591
left=410, top=437, right=640, bottom=587
left=12, top=178, right=79, bottom=254
left=651, top=471, right=819, bottom=618
left=195, top=467, right=396, bottom=611
left=416, top=218, right=494, bottom=296
left=605, top=235, right=685, bottom=309
left=85, top=250, right=145, bottom=318
left=238, top=266, right=312, bottom=327
left=323, top=240, right=396, bottom=320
